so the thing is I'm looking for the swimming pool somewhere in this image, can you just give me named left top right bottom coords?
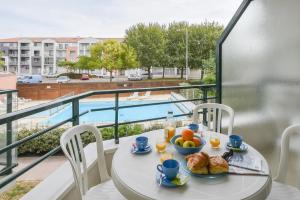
left=42, top=100, right=184, bottom=125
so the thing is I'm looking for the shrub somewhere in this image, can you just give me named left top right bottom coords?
left=203, top=73, right=216, bottom=84
left=58, top=72, right=82, bottom=79
left=16, top=124, right=143, bottom=155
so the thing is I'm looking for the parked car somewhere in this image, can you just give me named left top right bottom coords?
left=90, top=72, right=103, bottom=78
left=81, top=74, right=89, bottom=80
left=17, top=76, right=27, bottom=83
left=57, top=76, right=70, bottom=83
left=128, top=74, right=143, bottom=81
left=46, top=73, right=58, bottom=78
left=19, top=75, right=43, bottom=84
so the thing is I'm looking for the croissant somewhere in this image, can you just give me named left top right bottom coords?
left=208, top=156, right=229, bottom=174
left=186, top=152, right=209, bottom=172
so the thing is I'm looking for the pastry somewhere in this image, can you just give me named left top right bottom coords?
left=189, top=166, right=208, bottom=174
left=186, top=152, right=209, bottom=174
left=208, top=156, right=229, bottom=174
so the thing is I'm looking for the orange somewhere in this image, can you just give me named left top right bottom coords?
left=192, top=137, right=201, bottom=147
left=181, top=129, right=194, bottom=141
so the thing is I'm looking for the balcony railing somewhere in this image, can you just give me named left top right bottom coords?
left=21, top=54, right=30, bottom=57
left=9, top=61, right=18, bottom=65
left=0, top=84, right=216, bottom=188
left=20, top=46, right=30, bottom=50
left=20, top=61, right=29, bottom=65
left=0, top=90, right=18, bottom=177
left=9, top=54, right=18, bottom=57
left=9, top=46, right=18, bottom=50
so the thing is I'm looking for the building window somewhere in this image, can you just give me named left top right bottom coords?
left=34, top=51, right=40, bottom=56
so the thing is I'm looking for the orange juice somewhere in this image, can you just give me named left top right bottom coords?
left=164, top=127, right=176, bottom=142
left=210, top=138, right=220, bottom=148
left=156, top=142, right=167, bottom=153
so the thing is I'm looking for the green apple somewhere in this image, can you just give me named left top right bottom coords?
left=183, top=141, right=196, bottom=148
left=175, top=137, right=184, bottom=146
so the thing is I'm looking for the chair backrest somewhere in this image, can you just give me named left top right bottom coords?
left=192, top=103, right=234, bottom=135
left=60, top=125, right=110, bottom=197
left=275, top=124, right=300, bottom=183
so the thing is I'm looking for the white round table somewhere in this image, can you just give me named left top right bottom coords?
left=112, top=128, right=272, bottom=200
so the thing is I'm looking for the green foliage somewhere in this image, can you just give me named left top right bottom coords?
left=58, top=72, right=82, bottom=79
left=125, top=21, right=223, bottom=79
left=0, top=51, right=5, bottom=70
left=125, top=23, right=166, bottom=78
left=90, top=40, right=138, bottom=81
left=0, top=181, right=40, bottom=200
left=16, top=124, right=143, bottom=155
left=203, top=73, right=216, bottom=84
left=57, top=60, right=76, bottom=72
left=75, top=56, right=101, bottom=73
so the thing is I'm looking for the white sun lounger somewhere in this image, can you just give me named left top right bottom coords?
left=139, top=91, right=151, bottom=100
left=127, top=92, right=139, bottom=100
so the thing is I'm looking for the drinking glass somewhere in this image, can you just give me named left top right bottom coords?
left=156, top=132, right=167, bottom=153
left=209, top=132, right=221, bottom=148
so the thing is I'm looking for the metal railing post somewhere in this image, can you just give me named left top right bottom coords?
left=114, top=93, right=119, bottom=144
left=5, top=92, right=13, bottom=174
left=202, top=88, right=208, bottom=126
left=72, top=99, right=79, bottom=126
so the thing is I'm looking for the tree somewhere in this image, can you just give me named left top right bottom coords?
left=166, top=22, right=188, bottom=79
left=58, top=60, right=76, bottom=72
left=188, top=22, right=223, bottom=79
left=125, top=23, right=165, bottom=79
left=91, top=40, right=138, bottom=82
left=75, top=56, right=100, bottom=74
left=0, top=51, right=5, bottom=71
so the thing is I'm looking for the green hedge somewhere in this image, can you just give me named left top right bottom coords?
left=16, top=124, right=143, bottom=155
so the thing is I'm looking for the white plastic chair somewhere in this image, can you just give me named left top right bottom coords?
left=60, top=125, right=125, bottom=200
left=267, top=124, right=300, bottom=200
left=192, top=103, right=234, bottom=135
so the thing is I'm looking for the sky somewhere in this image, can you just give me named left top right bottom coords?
left=0, top=0, right=242, bottom=38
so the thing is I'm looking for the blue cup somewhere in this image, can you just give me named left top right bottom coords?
left=135, top=136, right=148, bottom=151
left=229, top=135, right=243, bottom=148
left=157, top=159, right=179, bottom=180
left=188, top=123, right=199, bottom=133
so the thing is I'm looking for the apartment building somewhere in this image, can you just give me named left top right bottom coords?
left=0, top=37, right=123, bottom=75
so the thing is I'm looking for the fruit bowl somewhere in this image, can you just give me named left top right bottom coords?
left=170, top=135, right=206, bottom=155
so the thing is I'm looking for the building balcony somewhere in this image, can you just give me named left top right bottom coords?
left=20, top=61, right=29, bottom=65
left=20, top=46, right=30, bottom=50
left=9, top=54, right=18, bottom=57
left=9, top=46, right=18, bottom=50
left=9, top=61, right=18, bottom=65
left=21, top=54, right=30, bottom=57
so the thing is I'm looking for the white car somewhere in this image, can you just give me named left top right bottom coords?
left=128, top=74, right=143, bottom=81
left=57, top=76, right=70, bottom=83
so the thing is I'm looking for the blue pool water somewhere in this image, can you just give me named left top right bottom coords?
left=42, top=100, right=183, bottom=125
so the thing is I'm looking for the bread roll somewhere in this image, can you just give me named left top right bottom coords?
left=208, top=156, right=229, bottom=174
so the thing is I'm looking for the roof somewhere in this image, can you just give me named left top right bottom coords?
left=0, top=37, right=124, bottom=43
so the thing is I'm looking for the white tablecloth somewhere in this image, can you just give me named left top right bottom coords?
left=112, top=128, right=272, bottom=200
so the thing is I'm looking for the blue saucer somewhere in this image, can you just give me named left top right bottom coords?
left=226, top=142, right=248, bottom=152
left=156, top=171, right=189, bottom=188
left=131, top=144, right=152, bottom=154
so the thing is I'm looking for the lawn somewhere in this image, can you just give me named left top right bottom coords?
left=0, top=181, right=40, bottom=200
